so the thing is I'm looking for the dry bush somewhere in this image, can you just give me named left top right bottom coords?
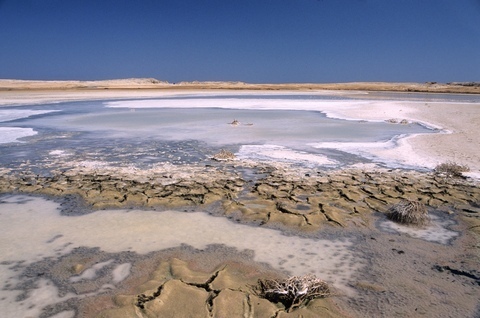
left=434, top=161, right=470, bottom=178
left=387, top=199, right=428, bottom=226
left=212, top=149, right=235, bottom=161
left=253, top=274, right=330, bottom=312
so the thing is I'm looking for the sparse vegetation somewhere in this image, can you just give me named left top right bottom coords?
left=387, top=199, right=428, bottom=226
left=212, top=149, right=235, bottom=161
left=434, top=162, right=470, bottom=178
left=253, top=274, right=331, bottom=312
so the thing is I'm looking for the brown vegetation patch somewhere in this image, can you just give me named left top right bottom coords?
left=253, top=274, right=331, bottom=312
left=212, top=149, right=236, bottom=161
left=434, top=161, right=470, bottom=178
left=387, top=199, right=428, bottom=226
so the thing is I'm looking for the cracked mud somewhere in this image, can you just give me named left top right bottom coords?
left=1, top=158, right=479, bottom=317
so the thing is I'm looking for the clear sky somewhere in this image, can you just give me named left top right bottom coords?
left=0, top=0, right=479, bottom=83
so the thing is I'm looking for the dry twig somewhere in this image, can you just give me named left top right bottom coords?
left=253, top=274, right=330, bottom=312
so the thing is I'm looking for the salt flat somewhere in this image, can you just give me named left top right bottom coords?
left=0, top=83, right=479, bottom=317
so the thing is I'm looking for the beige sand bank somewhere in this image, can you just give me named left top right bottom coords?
left=314, top=100, right=480, bottom=174
left=1, top=78, right=479, bottom=93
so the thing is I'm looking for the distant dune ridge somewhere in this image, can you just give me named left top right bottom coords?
left=0, top=78, right=479, bottom=93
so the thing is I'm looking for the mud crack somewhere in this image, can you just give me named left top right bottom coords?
left=433, top=265, right=480, bottom=285
left=180, top=267, right=226, bottom=316
left=135, top=284, right=164, bottom=309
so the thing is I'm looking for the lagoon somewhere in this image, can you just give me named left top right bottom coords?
left=0, top=94, right=435, bottom=169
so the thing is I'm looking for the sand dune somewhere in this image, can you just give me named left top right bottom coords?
left=1, top=78, right=479, bottom=94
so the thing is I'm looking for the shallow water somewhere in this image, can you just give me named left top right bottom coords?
left=0, top=194, right=365, bottom=316
left=0, top=94, right=434, bottom=168
left=377, top=213, right=459, bottom=244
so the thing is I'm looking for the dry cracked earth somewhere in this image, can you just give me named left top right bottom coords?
left=1, top=158, right=479, bottom=317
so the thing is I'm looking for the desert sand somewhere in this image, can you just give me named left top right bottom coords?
left=1, top=78, right=479, bottom=93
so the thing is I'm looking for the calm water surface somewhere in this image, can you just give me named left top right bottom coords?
left=0, top=94, right=439, bottom=168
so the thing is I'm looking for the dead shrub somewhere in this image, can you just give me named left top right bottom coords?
left=252, top=274, right=330, bottom=312
left=434, top=162, right=470, bottom=178
left=212, top=149, right=235, bottom=161
left=387, top=199, right=428, bottom=226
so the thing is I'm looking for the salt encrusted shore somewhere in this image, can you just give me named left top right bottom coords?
left=1, top=160, right=479, bottom=233
left=1, top=81, right=479, bottom=317
left=1, top=80, right=479, bottom=175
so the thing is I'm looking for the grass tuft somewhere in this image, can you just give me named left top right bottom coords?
left=387, top=199, right=428, bottom=226
left=434, top=161, right=470, bottom=178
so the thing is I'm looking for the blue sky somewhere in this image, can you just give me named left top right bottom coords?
left=0, top=0, right=479, bottom=83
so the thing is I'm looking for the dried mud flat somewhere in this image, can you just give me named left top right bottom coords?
left=1, top=157, right=479, bottom=317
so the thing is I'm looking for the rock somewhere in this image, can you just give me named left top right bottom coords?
left=72, top=264, right=84, bottom=274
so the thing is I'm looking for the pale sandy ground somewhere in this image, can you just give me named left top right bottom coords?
left=1, top=78, right=479, bottom=93
left=1, top=79, right=479, bottom=176
left=316, top=100, right=480, bottom=176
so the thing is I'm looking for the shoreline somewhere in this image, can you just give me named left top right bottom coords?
left=1, top=78, right=480, bottom=94
left=1, top=87, right=478, bottom=175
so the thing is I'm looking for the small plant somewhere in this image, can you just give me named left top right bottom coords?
left=387, top=199, right=428, bottom=226
left=434, top=162, right=470, bottom=178
left=253, top=274, right=330, bottom=312
left=212, top=149, right=235, bottom=161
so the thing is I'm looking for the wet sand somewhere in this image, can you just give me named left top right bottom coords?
left=0, top=81, right=479, bottom=317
